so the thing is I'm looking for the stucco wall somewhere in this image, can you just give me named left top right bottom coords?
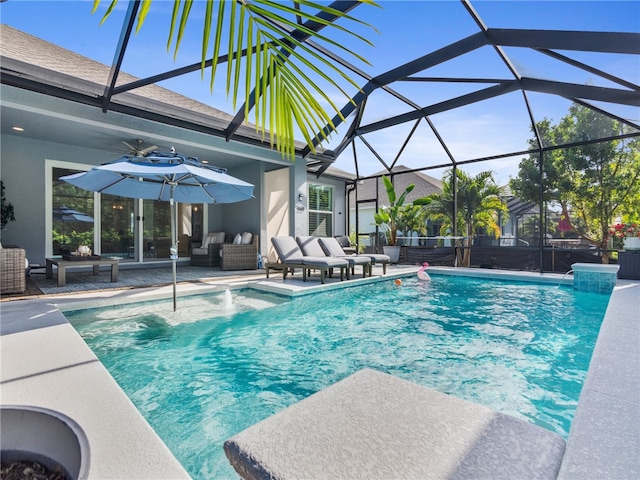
left=1, top=134, right=116, bottom=265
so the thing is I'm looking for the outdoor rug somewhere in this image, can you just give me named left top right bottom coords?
left=30, top=265, right=263, bottom=295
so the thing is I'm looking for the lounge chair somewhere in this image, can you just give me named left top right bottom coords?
left=269, top=236, right=349, bottom=284
left=319, top=236, right=389, bottom=275
left=334, top=235, right=357, bottom=254
left=299, top=236, right=370, bottom=279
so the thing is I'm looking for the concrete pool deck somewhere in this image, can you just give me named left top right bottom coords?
left=1, top=266, right=638, bottom=479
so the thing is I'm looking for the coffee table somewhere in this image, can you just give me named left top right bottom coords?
left=45, top=257, right=119, bottom=287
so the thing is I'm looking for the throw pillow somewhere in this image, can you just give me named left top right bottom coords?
left=241, top=232, right=252, bottom=245
left=233, top=233, right=242, bottom=245
left=202, top=234, right=214, bottom=248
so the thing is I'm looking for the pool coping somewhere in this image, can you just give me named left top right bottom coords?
left=1, top=267, right=638, bottom=478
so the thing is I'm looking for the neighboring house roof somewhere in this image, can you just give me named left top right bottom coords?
left=505, top=196, right=539, bottom=216
left=349, top=165, right=443, bottom=204
left=310, top=165, right=356, bottom=182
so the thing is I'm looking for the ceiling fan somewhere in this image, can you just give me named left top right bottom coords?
left=122, top=139, right=158, bottom=156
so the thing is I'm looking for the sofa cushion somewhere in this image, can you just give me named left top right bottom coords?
left=233, top=233, right=242, bottom=245
left=191, top=247, right=209, bottom=255
left=202, top=234, right=214, bottom=248
left=213, top=232, right=226, bottom=244
left=202, top=232, right=225, bottom=247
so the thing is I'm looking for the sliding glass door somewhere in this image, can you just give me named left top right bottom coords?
left=101, top=194, right=135, bottom=259
left=50, top=163, right=201, bottom=260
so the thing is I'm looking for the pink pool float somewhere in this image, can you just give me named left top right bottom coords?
left=417, top=262, right=431, bottom=281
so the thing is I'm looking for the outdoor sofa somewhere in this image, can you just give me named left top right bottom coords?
left=191, top=231, right=259, bottom=270
left=221, top=234, right=259, bottom=270
left=268, top=236, right=349, bottom=284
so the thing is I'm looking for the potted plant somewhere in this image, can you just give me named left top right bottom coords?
left=374, top=175, right=415, bottom=263
left=1, top=180, right=15, bottom=230
left=609, top=221, right=640, bottom=251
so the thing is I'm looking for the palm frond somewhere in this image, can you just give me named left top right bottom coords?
left=94, top=0, right=378, bottom=159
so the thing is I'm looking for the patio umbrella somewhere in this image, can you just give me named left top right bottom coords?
left=53, top=205, right=94, bottom=223
left=60, top=151, right=254, bottom=311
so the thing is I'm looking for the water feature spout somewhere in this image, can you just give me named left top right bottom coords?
left=223, top=289, right=234, bottom=309
left=557, top=269, right=573, bottom=288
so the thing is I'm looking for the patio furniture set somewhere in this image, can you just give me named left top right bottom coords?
left=267, top=236, right=390, bottom=284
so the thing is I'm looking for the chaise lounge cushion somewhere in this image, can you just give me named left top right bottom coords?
left=316, top=237, right=371, bottom=277
left=335, top=235, right=357, bottom=254
left=273, top=236, right=342, bottom=267
left=296, top=236, right=327, bottom=257
left=318, top=236, right=350, bottom=257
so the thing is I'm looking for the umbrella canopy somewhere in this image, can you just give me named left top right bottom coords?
left=53, top=205, right=94, bottom=223
left=61, top=152, right=254, bottom=203
left=60, top=151, right=255, bottom=310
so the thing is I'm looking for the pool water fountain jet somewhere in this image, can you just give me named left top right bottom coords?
left=557, top=269, right=573, bottom=288
left=223, top=289, right=234, bottom=310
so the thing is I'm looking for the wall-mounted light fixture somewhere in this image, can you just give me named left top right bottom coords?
left=296, top=190, right=306, bottom=211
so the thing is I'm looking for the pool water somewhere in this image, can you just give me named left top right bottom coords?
left=66, top=275, right=609, bottom=479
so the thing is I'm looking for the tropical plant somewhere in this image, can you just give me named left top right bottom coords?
left=52, top=229, right=94, bottom=250
left=94, top=0, right=378, bottom=159
left=510, top=104, right=640, bottom=263
left=418, top=169, right=508, bottom=267
left=397, top=204, right=428, bottom=245
left=1, top=180, right=15, bottom=230
left=373, top=175, right=415, bottom=246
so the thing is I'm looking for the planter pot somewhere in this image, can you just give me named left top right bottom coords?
left=1, top=406, right=90, bottom=480
left=624, top=236, right=640, bottom=251
left=383, top=245, right=401, bottom=264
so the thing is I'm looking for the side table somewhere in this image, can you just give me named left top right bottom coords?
left=618, top=250, right=640, bottom=280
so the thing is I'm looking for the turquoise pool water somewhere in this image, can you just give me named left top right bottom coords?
left=66, top=275, right=609, bottom=479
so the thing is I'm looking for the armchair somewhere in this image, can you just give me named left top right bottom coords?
left=190, top=232, right=226, bottom=267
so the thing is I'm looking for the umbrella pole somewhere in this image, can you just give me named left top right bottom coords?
left=170, top=190, right=177, bottom=311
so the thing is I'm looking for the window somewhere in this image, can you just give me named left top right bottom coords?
left=308, top=184, right=333, bottom=236
left=52, top=166, right=94, bottom=254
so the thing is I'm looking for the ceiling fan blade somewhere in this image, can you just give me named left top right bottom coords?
left=122, top=140, right=136, bottom=151
left=141, top=145, right=159, bottom=154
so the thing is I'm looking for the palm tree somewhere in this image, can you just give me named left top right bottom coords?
left=397, top=205, right=428, bottom=245
left=419, top=169, right=508, bottom=267
left=95, top=0, right=377, bottom=159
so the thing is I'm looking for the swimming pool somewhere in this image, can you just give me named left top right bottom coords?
left=66, top=274, right=609, bottom=479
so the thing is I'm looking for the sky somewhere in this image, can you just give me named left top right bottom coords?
left=2, top=0, right=639, bottom=185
